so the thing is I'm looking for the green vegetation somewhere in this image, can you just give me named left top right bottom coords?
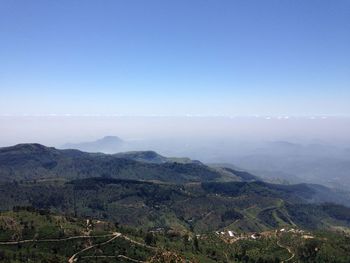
left=0, top=144, right=350, bottom=262
left=0, top=144, right=223, bottom=184
left=0, top=209, right=349, bottom=262
left=1, top=177, right=350, bottom=234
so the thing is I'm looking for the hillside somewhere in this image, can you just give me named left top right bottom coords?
left=1, top=177, right=350, bottom=234
left=0, top=144, right=224, bottom=184
left=113, top=150, right=200, bottom=165
left=0, top=209, right=349, bottom=263
left=114, top=151, right=169, bottom=163
left=209, top=164, right=262, bottom=182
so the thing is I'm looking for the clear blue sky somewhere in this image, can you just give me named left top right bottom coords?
left=0, top=0, right=349, bottom=116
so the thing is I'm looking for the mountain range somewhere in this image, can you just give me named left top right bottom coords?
left=0, top=143, right=350, bottom=262
left=59, top=136, right=350, bottom=192
left=0, top=143, right=350, bottom=230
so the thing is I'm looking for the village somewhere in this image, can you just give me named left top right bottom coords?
left=214, top=227, right=314, bottom=243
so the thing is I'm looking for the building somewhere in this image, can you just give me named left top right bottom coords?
left=228, top=231, right=235, bottom=237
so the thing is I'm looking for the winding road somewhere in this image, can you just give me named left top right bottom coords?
left=276, top=240, right=295, bottom=262
left=80, top=255, right=145, bottom=262
left=0, top=234, right=115, bottom=245
left=68, top=232, right=121, bottom=263
left=0, top=231, right=156, bottom=263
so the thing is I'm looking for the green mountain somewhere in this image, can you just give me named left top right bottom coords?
left=1, top=144, right=350, bottom=232
left=209, top=164, right=262, bottom=182
left=0, top=144, right=223, bottom=184
left=113, top=150, right=200, bottom=165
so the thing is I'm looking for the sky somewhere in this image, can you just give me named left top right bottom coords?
left=1, top=0, right=349, bottom=117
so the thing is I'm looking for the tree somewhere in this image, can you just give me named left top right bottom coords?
left=193, top=236, right=200, bottom=252
left=145, top=232, right=156, bottom=246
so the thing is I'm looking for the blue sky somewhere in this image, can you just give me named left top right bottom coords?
left=0, top=0, right=349, bottom=116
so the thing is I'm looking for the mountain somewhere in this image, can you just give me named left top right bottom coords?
left=209, top=163, right=262, bottom=182
left=1, top=144, right=349, bottom=203
left=114, top=150, right=169, bottom=163
left=114, top=150, right=202, bottom=165
left=62, top=136, right=125, bottom=153
left=0, top=143, right=224, bottom=184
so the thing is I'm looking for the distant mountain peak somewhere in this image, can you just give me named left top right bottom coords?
left=61, top=136, right=124, bottom=153
left=99, top=136, right=123, bottom=142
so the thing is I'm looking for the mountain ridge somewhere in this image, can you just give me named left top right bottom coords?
left=1, top=143, right=350, bottom=207
left=0, top=143, right=226, bottom=184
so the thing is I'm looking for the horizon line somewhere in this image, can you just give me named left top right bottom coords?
left=0, top=114, right=349, bottom=119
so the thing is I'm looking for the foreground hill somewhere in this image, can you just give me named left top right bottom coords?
left=0, top=209, right=349, bottom=263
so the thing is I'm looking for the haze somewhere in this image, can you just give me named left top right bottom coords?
left=1, top=1, right=350, bottom=190
left=0, top=116, right=350, bottom=146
